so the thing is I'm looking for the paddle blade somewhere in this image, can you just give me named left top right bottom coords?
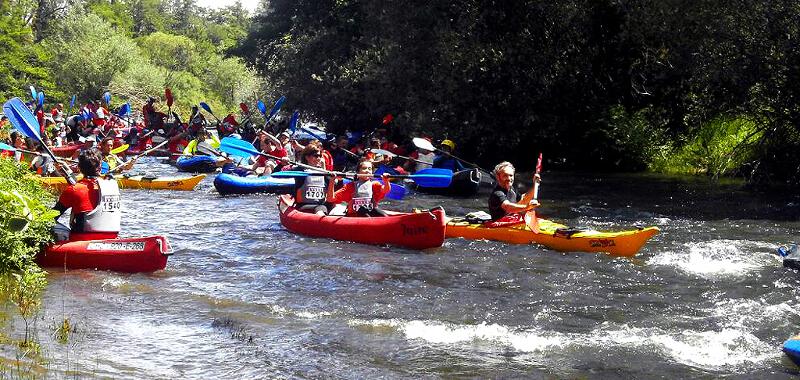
left=220, top=136, right=259, bottom=158
left=3, top=98, right=41, bottom=139
left=29, top=86, right=36, bottom=101
left=0, top=142, right=16, bottom=151
left=267, top=96, right=285, bottom=121
left=111, top=144, right=129, bottom=155
left=524, top=210, right=539, bottom=233
left=100, top=161, right=110, bottom=174
left=165, top=88, right=174, bottom=107
left=70, top=94, right=76, bottom=108
left=239, top=102, right=249, bottom=113
left=196, top=141, right=221, bottom=157
left=407, top=173, right=452, bottom=188
left=414, top=167, right=453, bottom=176
left=256, top=99, right=267, bottom=115
left=37, top=92, right=44, bottom=107
left=103, top=91, right=111, bottom=105
left=382, top=114, right=394, bottom=125
left=270, top=170, right=310, bottom=179
left=412, top=137, right=435, bottom=152
left=199, top=102, right=213, bottom=115
left=289, top=110, right=300, bottom=133
left=118, top=103, right=130, bottom=117
left=536, top=152, right=543, bottom=174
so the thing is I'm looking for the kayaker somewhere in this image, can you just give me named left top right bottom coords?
left=100, top=137, right=135, bottom=172
left=432, top=139, right=466, bottom=171
left=251, top=130, right=288, bottom=176
left=291, top=142, right=337, bottom=215
left=333, top=159, right=391, bottom=217
left=488, top=161, right=540, bottom=221
left=219, top=113, right=239, bottom=138
left=52, top=148, right=121, bottom=241
left=183, top=128, right=220, bottom=155
left=188, top=105, right=207, bottom=138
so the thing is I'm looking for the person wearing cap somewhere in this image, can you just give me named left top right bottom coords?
left=432, top=139, right=466, bottom=171
left=487, top=161, right=541, bottom=221
left=277, top=131, right=297, bottom=160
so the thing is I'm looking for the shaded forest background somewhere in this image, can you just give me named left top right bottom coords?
left=3, top=0, right=800, bottom=185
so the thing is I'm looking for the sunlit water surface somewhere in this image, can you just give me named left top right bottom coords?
left=5, top=158, right=800, bottom=378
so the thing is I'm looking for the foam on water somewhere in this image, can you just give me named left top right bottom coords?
left=348, top=318, right=778, bottom=371
left=649, top=239, right=775, bottom=278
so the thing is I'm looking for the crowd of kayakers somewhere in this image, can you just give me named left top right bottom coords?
left=1, top=91, right=545, bottom=245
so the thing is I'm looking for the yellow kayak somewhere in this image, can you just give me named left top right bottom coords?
left=445, top=217, right=659, bottom=257
left=37, top=174, right=206, bottom=193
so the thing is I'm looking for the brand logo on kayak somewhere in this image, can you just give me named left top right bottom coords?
left=87, top=242, right=146, bottom=251
left=402, top=224, right=428, bottom=236
left=589, top=239, right=616, bottom=248
left=167, top=181, right=183, bottom=187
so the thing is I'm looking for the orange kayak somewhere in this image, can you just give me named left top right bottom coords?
left=37, top=174, right=206, bottom=193
left=445, top=217, right=659, bottom=257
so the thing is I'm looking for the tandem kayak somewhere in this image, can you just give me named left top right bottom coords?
left=214, top=173, right=295, bottom=195
left=175, top=155, right=218, bottom=173
left=415, top=168, right=483, bottom=197
left=278, top=195, right=446, bottom=249
left=37, top=174, right=206, bottom=193
left=37, top=235, right=172, bottom=273
left=784, top=335, right=800, bottom=366
left=445, top=217, right=659, bottom=257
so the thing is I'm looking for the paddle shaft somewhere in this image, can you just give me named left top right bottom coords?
left=370, top=149, right=428, bottom=165
left=107, top=139, right=169, bottom=174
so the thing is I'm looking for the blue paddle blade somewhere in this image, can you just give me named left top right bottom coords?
left=103, top=91, right=111, bottom=105
left=267, top=96, right=285, bottom=121
left=199, top=102, right=213, bottom=114
left=70, top=94, right=76, bottom=108
left=0, top=142, right=16, bottom=151
left=118, top=103, right=130, bottom=117
left=100, top=162, right=110, bottom=174
left=270, top=170, right=311, bottom=179
left=220, top=136, right=259, bottom=157
left=3, top=97, right=41, bottom=139
left=37, top=91, right=44, bottom=107
left=29, top=86, right=36, bottom=101
left=289, top=110, right=299, bottom=133
left=256, top=100, right=267, bottom=115
left=415, top=167, right=454, bottom=176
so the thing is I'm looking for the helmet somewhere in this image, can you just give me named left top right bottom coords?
left=441, top=139, right=456, bottom=150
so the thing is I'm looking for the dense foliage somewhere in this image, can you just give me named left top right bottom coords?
left=1, top=0, right=261, bottom=120
left=239, top=0, right=800, bottom=185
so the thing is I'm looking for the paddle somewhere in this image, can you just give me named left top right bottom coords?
left=369, top=148, right=429, bottom=165
left=271, top=170, right=451, bottom=188
left=288, top=110, right=299, bottom=133
left=199, top=102, right=222, bottom=123
left=111, top=144, right=129, bottom=155
left=165, top=88, right=174, bottom=118
left=412, top=137, right=490, bottom=174
left=29, top=86, right=37, bottom=101
left=266, top=96, right=285, bottom=126
left=66, top=94, right=76, bottom=119
left=256, top=99, right=267, bottom=115
left=107, top=139, right=170, bottom=175
left=3, top=97, right=76, bottom=185
left=103, top=91, right=111, bottom=106
left=37, top=92, right=45, bottom=107
left=523, top=153, right=543, bottom=233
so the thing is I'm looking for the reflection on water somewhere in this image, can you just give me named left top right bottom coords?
left=6, top=160, right=800, bottom=378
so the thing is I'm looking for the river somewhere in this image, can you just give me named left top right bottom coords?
left=4, top=157, right=800, bottom=378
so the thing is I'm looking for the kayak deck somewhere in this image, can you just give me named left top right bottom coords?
left=445, top=217, right=659, bottom=257
left=37, top=174, right=205, bottom=193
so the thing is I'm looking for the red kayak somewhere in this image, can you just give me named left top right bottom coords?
left=38, top=236, right=172, bottom=273
left=278, top=195, right=446, bottom=249
left=51, top=143, right=81, bottom=158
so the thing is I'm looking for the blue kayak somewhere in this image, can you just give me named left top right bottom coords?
left=176, top=155, right=218, bottom=173
left=785, top=336, right=800, bottom=366
left=213, top=173, right=295, bottom=195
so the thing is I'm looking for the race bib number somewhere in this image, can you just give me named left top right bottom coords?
left=305, top=186, right=325, bottom=200
left=351, top=197, right=373, bottom=211
left=102, top=195, right=121, bottom=212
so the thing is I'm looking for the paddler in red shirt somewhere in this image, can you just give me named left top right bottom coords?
left=52, top=148, right=121, bottom=242
left=332, top=159, right=391, bottom=217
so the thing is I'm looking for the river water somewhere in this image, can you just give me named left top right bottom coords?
left=5, top=157, right=800, bottom=378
